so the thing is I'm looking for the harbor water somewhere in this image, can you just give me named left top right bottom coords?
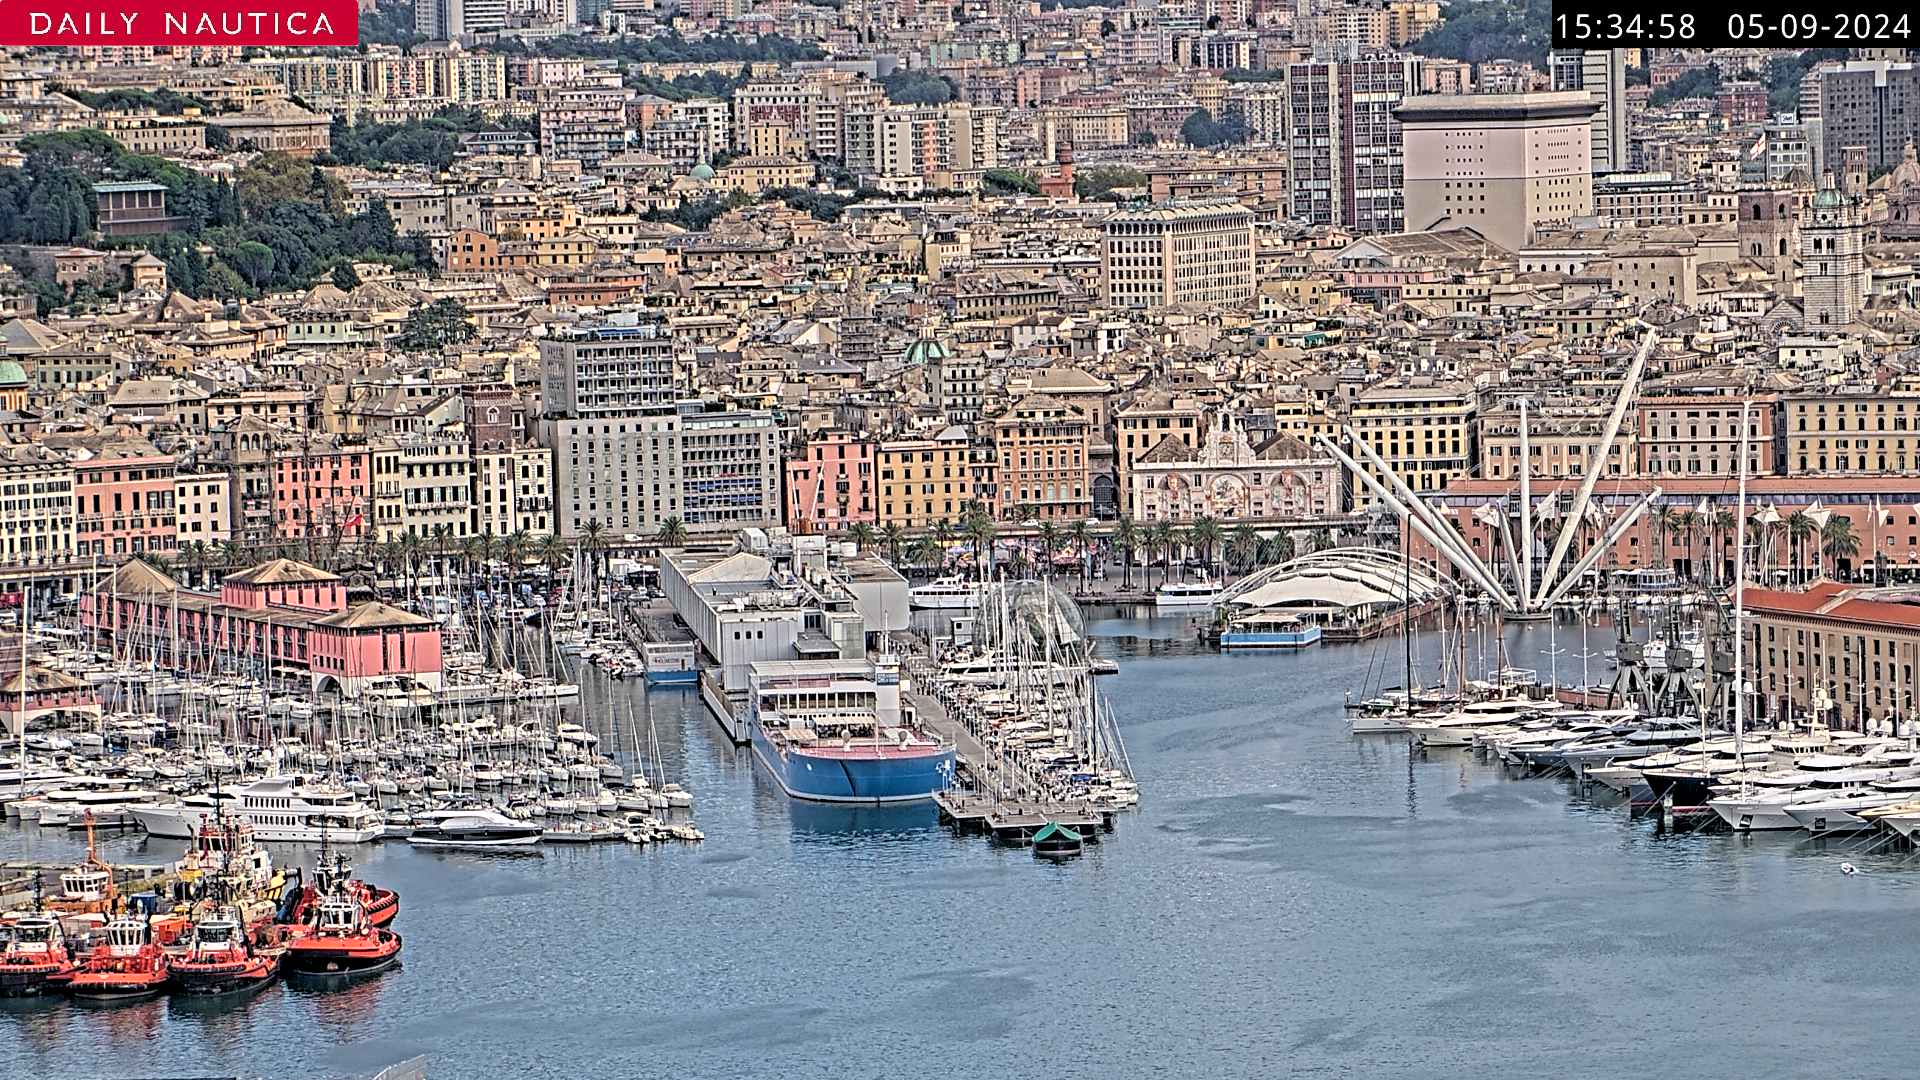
left=6, top=610, right=1920, bottom=1079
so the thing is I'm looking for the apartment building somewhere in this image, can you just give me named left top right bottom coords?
left=991, top=395, right=1092, bottom=522
left=1100, top=198, right=1257, bottom=309
left=1638, top=396, right=1778, bottom=478
left=1348, top=381, right=1476, bottom=508
left=1397, top=91, right=1598, bottom=250
left=1784, top=392, right=1920, bottom=475
left=785, top=432, right=876, bottom=535
left=876, top=429, right=973, bottom=530
left=1287, top=56, right=1424, bottom=234
left=0, top=448, right=76, bottom=565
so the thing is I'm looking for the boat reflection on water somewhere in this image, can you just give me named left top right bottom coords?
left=289, top=966, right=390, bottom=1032
left=784, top=800, right=940, bottom=840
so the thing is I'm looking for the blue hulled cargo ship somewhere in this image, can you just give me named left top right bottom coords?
left=745, top=657, right=954, bottom=804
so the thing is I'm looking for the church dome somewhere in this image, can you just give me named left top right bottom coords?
left=904, top=336, right=949, bottom=365
left=691, top=163, right=716, bottom=181
left=0, top=359, right=27, bottom=387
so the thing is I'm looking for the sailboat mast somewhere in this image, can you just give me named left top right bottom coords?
left=17, top=580, right=29, bottom=797
left=1732, top=400, right=1750, bottom=775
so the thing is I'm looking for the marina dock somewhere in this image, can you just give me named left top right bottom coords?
left=903, top=654, right=1119, bottom=844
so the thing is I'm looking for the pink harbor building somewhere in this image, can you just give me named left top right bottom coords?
left=82, top=557, right=443, bottom=697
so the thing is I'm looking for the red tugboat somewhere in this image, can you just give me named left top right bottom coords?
left=283, top=852, right=399, bottom=930
left=67, top=917, right=170, bottom=1003
left=0, top=913, right=77, bottom=996
left=169, top=909, right=280, bottom=997
left=284, top=889, right=401, bottom=980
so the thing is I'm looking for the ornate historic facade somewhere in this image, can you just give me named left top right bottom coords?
left=1129, top=428, right=1339, bottom=523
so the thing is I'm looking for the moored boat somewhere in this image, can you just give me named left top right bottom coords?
left=169, top=910, right=279, bottom=997
left=0, top=915, right=77, bottom=997
left=67, top=917, right=170, bottom=1003
left=284, top=892, right=401, bottom=980
left=1032, top=821, right=1084, bottom=859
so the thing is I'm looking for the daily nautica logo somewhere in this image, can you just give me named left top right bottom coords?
left=0, top=0, right=358, bottom=44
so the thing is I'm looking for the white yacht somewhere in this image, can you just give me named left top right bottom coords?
left=131, top=775, right=383, bottom=843
left=407, top=808, right=544, bottom=849
left=1154, top=578, right=1221, bottom=610
left=908, top=576, right=978, bottom=610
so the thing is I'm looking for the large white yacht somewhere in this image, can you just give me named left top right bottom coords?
left=131, top=775, right=384, bottom=843
left=908, top=576, right=978, bottom=610
left=1154, top=578, right=1221, bottom=610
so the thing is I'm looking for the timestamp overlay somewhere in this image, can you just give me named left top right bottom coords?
left=1552, top=0, right=1913, bottom=47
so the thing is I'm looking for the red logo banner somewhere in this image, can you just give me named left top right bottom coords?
left=0, top=0, right=359, bottom=45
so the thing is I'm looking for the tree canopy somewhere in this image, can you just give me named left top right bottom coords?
left=1180, top=108, right=1249, bottom=148
left=1074, top=164, right=1146, bottom=201
left=880, top=70, right=955, bottom=105
left=982, top=168, right=1040, bottom=196
left=396, top=298, right=475, bottom=351
left=1410, top=0, right=1552, bottom=65
left=0, top=130, right=413, bottom=309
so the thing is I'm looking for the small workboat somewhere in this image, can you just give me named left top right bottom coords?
left=170, top=910, right=279, bottom=997
left=67, top=917, right=170, bottom=1003
left=0, top=914, right=77, bottom=996
left=284, top=892, right=401, bottom=980
left=1031, top=821, right=1084, bottom=859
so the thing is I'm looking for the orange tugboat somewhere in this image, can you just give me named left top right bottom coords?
left=0, top=913, right=78, bottom=997
left=67, top=917, right=170, bottom=1003
left=47, top=813, right=116, bottom=918
left=169, top=909, right=279, bottom=997
left=284, top=889, right=401, bottom=981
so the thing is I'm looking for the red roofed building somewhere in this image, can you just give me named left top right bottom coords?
left=1741, top=583, right=1920, bottom=732
left=81, top=557, right=442, bottom=698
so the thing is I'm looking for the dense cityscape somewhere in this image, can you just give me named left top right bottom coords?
left=6, top=4, right=1920, bottom=1077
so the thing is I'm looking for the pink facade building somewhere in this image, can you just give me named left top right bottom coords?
left=784, top=431, right=876, bottom=535
left=273, top=441, right=372, bottom=541
left=83, top=558, right=443, bottom=696
left=70, top=440, right=177, bottom=560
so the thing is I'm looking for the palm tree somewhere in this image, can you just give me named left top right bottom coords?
left=579, top=519, right=608, bottom=600
left=1187, top=516, right=1224, bottom=579
left=1147, top=521, right=1177, bottom=589
left=656, top=516, right=688, bottom=549
left=879, top=522, right=907, bottom=567
left=1711, top=509, right=1736, bottom=588
left=216, top=539, right=246, bottom=577
left=1671, top=509, right=1698, bottom=582
left=1226, top=524, right=1260, bottom=577
left=179, top=540, right=211, bottom=588
left=537, top=533, right=571, bottom=587
left=1067, top=518, right=1094, bottom=590
left=503, top=529, right=531, bottom=605
left=963, top=510, right=997, bottom=574
left=1786, top=511, right=1814, bottom=584
left=1823, top=516, right=1860, bottom=579
left=1258, top=531, right=1296, bottom=567
left=847, top=521, right=876, bottom=553
left=1654, top=504, right=1676, bottom=572
left=399, top=532, right=425, bottom=604
left=907, top=535, right=943, bottom=578
left=1113, top=518, right=1138, bottom=589
left=1035, top=520, right=1063, bottom=579
left=1308, top=527, right=1333, bottom=555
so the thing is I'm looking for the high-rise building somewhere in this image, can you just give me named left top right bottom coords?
left=414, top=0, right=506, bottom=39
left=1812, top=58, right=1920, bottom=173
left=1397, top=91, right=1598, bottom=250
left=1100, top=198, right=1257, bottom=308
left=538, top=323, right=778, bottom=538
left=1550, top=49, right=1627, bottom=175
left=1286, top=56, right=1424, bottom=234
left=538, top=323, right=678, bottom=417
